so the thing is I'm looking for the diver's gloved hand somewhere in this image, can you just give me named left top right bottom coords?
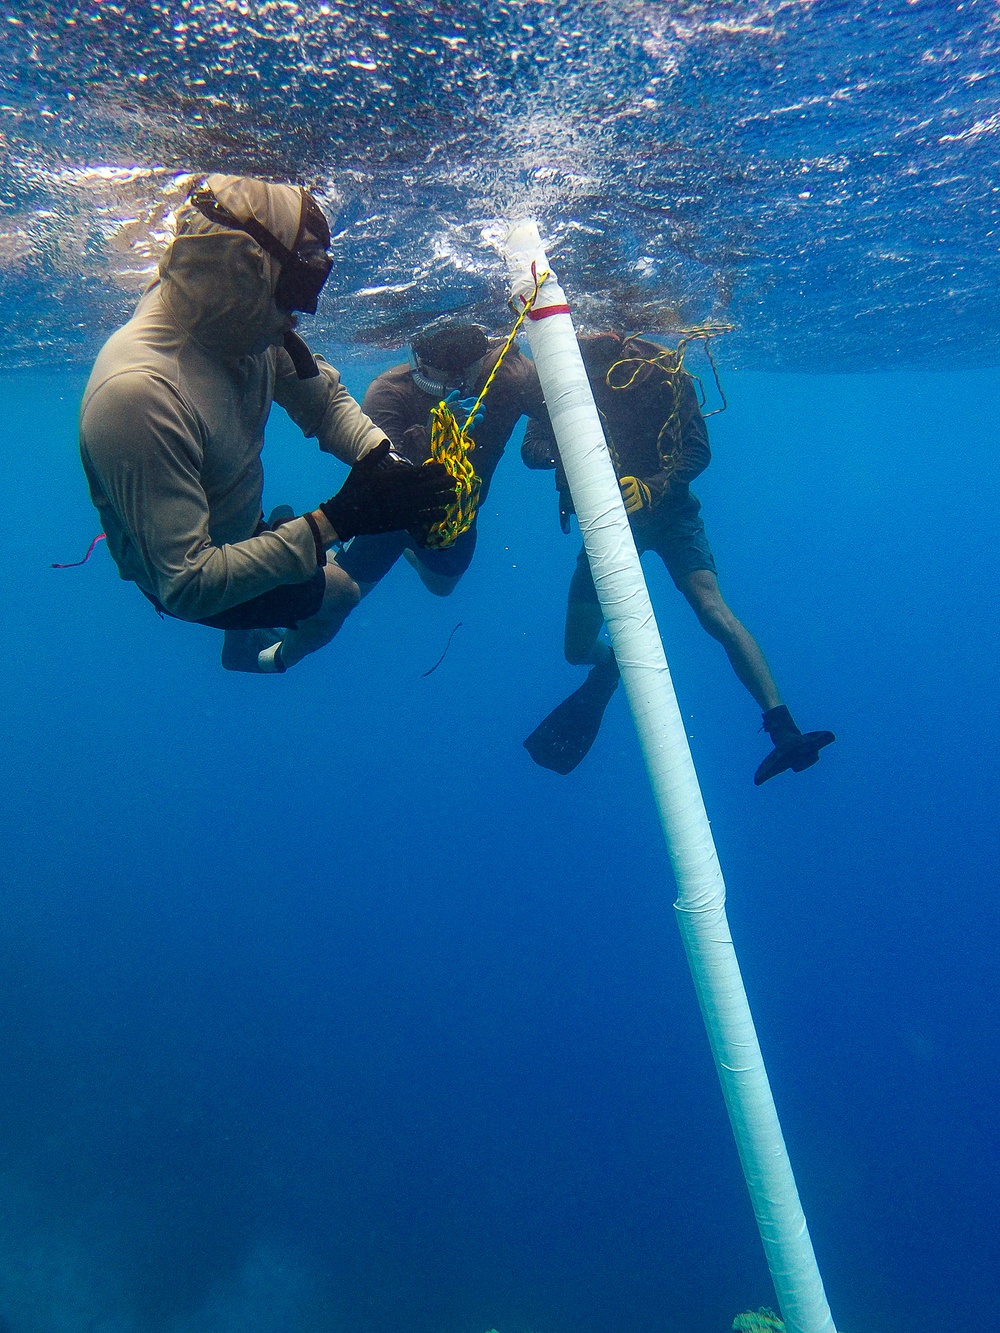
left=619, top=475, right=652, bottom=515
left=319, top=440, right=455, bottom=541
left=444, top=389, right=485, bottom=432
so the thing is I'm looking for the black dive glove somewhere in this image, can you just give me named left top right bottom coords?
left=320, top=440, right=455, bottom=544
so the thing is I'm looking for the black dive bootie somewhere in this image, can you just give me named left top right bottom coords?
left=754, top=704, right=835, bottom=786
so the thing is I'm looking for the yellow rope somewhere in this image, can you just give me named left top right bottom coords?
left=604, top=323, right=733, bottom=482
left=422, top=268, right=549, bottom=550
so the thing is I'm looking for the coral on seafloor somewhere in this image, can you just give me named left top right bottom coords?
left=733, top=1308, right=786, bottom=1333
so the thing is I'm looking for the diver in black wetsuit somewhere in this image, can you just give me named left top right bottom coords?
left=521, top=332, right=834, bottom=785
left=335, top=320, right=548, bottom=597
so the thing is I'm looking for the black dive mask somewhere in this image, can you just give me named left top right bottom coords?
left=189, top=182, right=333, bottom=315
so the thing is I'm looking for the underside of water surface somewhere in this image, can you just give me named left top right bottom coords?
left=1, top=0, right=998, bottom=372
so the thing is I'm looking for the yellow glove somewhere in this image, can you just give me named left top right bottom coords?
left=619, top=475, right=652, bottom=514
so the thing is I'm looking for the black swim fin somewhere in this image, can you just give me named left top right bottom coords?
left=524, top=660, right=621, bottom=775
left=754, top=704, right=835, bottom=786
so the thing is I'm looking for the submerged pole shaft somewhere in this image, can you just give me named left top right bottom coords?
left=503, top=221, right=836, bottom=1333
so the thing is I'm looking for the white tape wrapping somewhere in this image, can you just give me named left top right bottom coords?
left=503, top=220, right=836, bottom=1333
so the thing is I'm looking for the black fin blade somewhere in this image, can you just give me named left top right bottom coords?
left=754, top=730, right=836, bottom=786
left=524, top=666, right=620, bottom=775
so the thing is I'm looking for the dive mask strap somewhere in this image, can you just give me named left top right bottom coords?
left=188, top=181, right=332, bottom=316
left=188, top=182, right=296, bottom=268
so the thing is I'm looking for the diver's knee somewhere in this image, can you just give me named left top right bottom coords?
left=682, top=576, right=725, bottom=626
left=323, top=564, right=361, bottom=613
left=425, top=578, right=459, bottom=598
left=339, top=576, right=362, bottom=611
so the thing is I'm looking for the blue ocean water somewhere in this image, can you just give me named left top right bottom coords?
left=2, top=2, right=999, bottom=1331
left=3, top=362, right=997, bottom=1332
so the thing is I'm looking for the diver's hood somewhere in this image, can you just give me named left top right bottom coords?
left=578, top=331, right=626, bottom=373
left=158, top=174, right=303, bottom=359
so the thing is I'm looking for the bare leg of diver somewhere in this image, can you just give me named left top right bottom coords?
left=565, top=565, right=779, bottom=706
left=564, top=598, right=613, bottom=668
left=674, top=568, right=781, bottom=711
left=674, top=568, right=835, bottom=782
left=402, top=547, right=462, bottom=597
left=339, top=546, right=456, bottom=601
left=535, top=562, right=832, bottom=782
left=522, top=570, right=621, bottom=775
left=263, top=563, right=360, bottom=670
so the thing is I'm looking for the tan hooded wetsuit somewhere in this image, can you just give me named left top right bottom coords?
left=80, top=175, right=387, bottom=622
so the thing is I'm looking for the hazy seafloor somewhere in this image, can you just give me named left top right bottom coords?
left=1, top=354, right=997, bottom=1333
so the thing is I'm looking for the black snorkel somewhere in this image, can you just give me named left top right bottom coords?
left=409, top=321, right=489, bottom=398
left=281, top=329, right=320, bottom=380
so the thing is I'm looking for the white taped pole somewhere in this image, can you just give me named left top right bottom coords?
left=503, top=221, right=836, bottom=1333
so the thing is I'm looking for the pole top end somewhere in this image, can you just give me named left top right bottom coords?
left=502, top=219, right=550, bottom=284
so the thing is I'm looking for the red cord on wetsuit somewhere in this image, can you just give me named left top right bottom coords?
left=52, top=533, right=106, bottom=568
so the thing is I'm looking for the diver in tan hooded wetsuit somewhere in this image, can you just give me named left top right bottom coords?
left=80, top=174, right=454, bottom=673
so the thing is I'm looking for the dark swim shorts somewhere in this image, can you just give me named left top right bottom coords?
left=570, top=497, right=716, bottom=605
left=335, top=524, right=477, bottom=586
left=143, top=566, right=326, bottom=631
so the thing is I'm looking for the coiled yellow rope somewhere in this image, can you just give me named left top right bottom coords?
left=422, top=269, right=549, bottom=550
left=605, top=323, right=733, bottom=482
